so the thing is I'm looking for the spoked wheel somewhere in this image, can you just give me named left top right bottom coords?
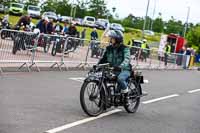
left=80, top=80, right=105, bottom=116
left=124, top=80, right=141, bottom=113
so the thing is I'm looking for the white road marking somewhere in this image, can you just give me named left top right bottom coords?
left=44, top=109, right=122, bottom=133
left=188, top=89, right=200, bottom=94
left=142, top=94, right=179, bottom=104
left=69, top=77, right=85, bottom=82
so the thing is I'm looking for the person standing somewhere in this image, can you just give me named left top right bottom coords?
left=62, top=22, right=69, bottom=35
left=164, top=43, right=171, bottom=66
left=90, top=28, right=98, bottom=40
left=80, top=28, right=86, bottom=46
left=54, top=21, right=63, bottom=34
left=141, top=39, right=148, bottom=62
left=46, top=19, right=54, bottom=34
left=36, top=18, right=47, bottom=34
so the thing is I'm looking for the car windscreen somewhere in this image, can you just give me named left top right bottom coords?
left=28, top=6, right=40, bottom=11
left=12, top=4, right=23, bottom=8
left=86, top=17, right=95, bottom=22
left=0, top=5, right=3, bottom=8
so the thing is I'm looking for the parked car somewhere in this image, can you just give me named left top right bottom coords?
left=27, top=5, right=41, bottom=18
left=83, top=16, right=96, bottom=27
left=9, top=3, right=24, bottom=16
left=144, top=30, right=155, bottom=36
left=0, top=4, right=5, bottom=13
left=72, top=18, right=83, bottom=26
left=110, top=23, right=125, bottom=32
left=60, top=16, right=72, bottom=23
left=95, top=19, right=109, bottom=30
left=42, top=12, right=57, bottom=21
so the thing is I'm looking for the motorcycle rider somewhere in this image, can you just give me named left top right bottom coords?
left=98, top=30, right=131, bottom=95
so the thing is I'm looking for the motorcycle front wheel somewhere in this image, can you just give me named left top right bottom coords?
left=80, top=80, right=105, bottom=117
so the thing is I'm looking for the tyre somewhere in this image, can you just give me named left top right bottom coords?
left=80, top=80, right=105, bottom=117
left=51, top=42, right=57, bottom=56
left=44, top=43, right=50, bottom=53
left=1, top=31, right=7, bottom=39
left=124, top=80, right=141, bottom=113
left=12, top=41, right=18, bottom=55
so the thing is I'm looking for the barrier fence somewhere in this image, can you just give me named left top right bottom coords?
left=0, top=29, right=197, bottom=73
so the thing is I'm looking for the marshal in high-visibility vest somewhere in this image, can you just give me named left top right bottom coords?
left=141, top=43, right=147, bottom=49
left=164, top=44, right=171, bottom=54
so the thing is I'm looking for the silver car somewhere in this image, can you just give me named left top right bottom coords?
left=42, top=12, right=58, bottom=21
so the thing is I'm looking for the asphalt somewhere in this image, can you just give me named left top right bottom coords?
left=0, top=70, right=200, bottom=133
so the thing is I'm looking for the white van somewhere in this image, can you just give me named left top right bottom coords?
left=83, top=16, right=96, bottom=27
left=27, top=5, right=41, bottom=18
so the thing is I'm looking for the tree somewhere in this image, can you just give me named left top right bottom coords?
left=152, top=17, right=164, bottom=33
left=88, top=0, right=107, bottom=18
left=122, top=14, right=134, bottom=27
left=25, top=0, right=39, bottom=6
left=186, top=26, right=200, bottom=53
left=41, top=0, right=71, bottom=16
left=132, top=16, right=144, bottom=30
left=165, top=17, right=184, bottom=35
left=24, top=0, right=39, bottom=10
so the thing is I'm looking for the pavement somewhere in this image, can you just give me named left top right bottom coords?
left=0, top=70, right=200, bottom=133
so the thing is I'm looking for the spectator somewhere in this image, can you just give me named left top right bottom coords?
left=46, top=19, right=54, bottom=34
left=141, top=39, right=148, bottom=62
left=54, top=21, right=63, bottom=33
left=177, top=47, right=185, bottom=66
left=36, top=18, right=47, bottom=33
left=80, top=28, right=86, bottom=46
left=62, top=22, right=68, bottom=35
left=68, top=24, right=77, bottom=36
left=90, top=28, right=98, bottom=40
left=184, top=47, right=192, bottom=69
left=164, top=43, right=171, bottom=66
left=16, top=15, right=32, bottom=28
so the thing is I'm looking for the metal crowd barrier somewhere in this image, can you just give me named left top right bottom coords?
left=0, top=29, right=40, bottom=72
left=0, top=29, right=197, bottom=74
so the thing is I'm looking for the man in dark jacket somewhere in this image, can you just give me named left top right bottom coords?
left=36, top=18, right=47, bottom=33
left=46, top=19, right=54, bottom=34
left=90, top=28, right=98, bottom=40
left=68, top=24, right=77, bottom=36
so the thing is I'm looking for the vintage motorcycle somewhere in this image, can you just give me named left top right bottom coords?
left=80, top=63, right=146, bottom=116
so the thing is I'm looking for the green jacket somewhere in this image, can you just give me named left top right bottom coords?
left=99, top=44, right=131, bottom=71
